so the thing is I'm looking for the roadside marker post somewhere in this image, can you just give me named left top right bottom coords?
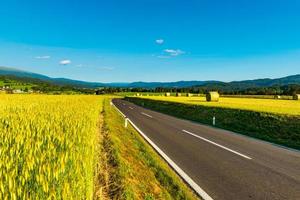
left=213, top=116, right=215, bottom=126
left=125, top=117, right=128, bottom=128
left=110, top=101, right=113, bottom=106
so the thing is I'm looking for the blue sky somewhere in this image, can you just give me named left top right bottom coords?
left=0, top=0, right=299, bottom=82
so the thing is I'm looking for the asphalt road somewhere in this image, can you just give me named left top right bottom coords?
left=112, top=98, right=300, bottom=200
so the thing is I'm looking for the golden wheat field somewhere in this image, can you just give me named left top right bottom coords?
left=0, top=95, right=103, bottom=199
left=140, top=96, right=300, bottom=116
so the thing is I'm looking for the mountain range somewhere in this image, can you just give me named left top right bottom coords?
left=1, top=66, right=299, bottom=89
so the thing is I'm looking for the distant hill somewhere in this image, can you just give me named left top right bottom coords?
left=0, top=66, right=300, bottom=89
left=0, top=66, right=106, bottom=88
left=127, top=75, right=300, bottom=89
left=127, top=80, right=221, bottom=88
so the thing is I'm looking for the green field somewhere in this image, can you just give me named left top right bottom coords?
left=138, top=96, right=300, bottom=116
left=0, top=79, right=35, bottom=90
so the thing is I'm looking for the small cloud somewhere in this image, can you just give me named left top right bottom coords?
left=155, top=39, right=164, bottom=45
left=59, top=59, right=71, bottom=65
left=35, top=55, right=50, bottom=59
left=164, top=49, right=185, bottom=56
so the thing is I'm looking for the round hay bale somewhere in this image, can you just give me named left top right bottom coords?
left=274, top=95, right=281, bottom=99
left=186, top=93, right=193, bottom=97
left=293, top=94, right=300, bottom=100
left=165, top=92, right=171, bottom=97
left=206, top=91, right=219, bottom=102
left=176, top=92, right=181, bottom=97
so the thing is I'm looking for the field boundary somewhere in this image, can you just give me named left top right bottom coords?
left=111, top=100, right=213, bottom=200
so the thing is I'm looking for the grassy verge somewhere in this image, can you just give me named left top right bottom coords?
left=125, top=97, right=300, bottom=150
left=102, top=98, right=197, bottom=199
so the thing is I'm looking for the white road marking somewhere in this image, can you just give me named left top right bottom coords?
left=182, top=130, right=252, bottom=160
left=129, top=107, right=134, bottom=110
left=141, top=112, right=153, bottom=118
left=112, top=101, right=213, bottom=200
left=111, top=102, right=126, bottom=118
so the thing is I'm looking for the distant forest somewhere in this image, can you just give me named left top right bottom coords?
left=1, top=75, right=300, bottom=95
left=105, top=84, right=300, bottom=96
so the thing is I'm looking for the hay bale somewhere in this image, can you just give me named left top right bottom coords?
left=274, top=95, right=281, bottom=99
left=176, top=92, right=181, bottom=97
left=206, top=91, right=219, bottom=102
left=186, top=93, right=193, bottom=97
left=165, top=92, right=171, bottom=97
left=136, top=93, right=140, bottom=96
left=293, top=94, right=300, bottom=100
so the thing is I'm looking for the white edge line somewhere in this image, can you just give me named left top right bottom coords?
left=182, top=130, right=252, bottom=160
left=141, top=112, right=153, bottom=118
left=111, top=101, right=126, bottom=118
left=112, top=100, right=213, bottom=200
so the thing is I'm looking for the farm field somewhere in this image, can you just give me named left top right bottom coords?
left=0, top=94, right=196, bottom=199
left=0, top=95, right=103, bottom=199
left=138, top=96, right=300, bottom=116
left=126, top=96, right=300, bottom=149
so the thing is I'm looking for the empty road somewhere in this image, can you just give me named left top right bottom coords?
left=112, top=99, right=300, bottom=200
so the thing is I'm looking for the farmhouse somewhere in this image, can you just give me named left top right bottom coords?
left=176, top=92, right=181, bottom=97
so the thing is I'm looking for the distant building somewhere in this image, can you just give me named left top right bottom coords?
left=13, top=89, right=24, bottom=94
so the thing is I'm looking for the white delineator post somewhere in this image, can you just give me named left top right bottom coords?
left=213, top=116, right=216, bottom=126
left=125, top=117, right=128, bottom=128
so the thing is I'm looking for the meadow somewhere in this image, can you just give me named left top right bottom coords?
left=139, top=96, right=300, bottom=116
left=0, top=95, right=103, bottom=199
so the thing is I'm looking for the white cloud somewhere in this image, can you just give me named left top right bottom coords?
left=59, top=59, right=71, bottom=65
left=155, top=39, right=164, bottom=45
left=35, top=55, right=50, bottom=59
left=164, top=49, right=185, bottom=56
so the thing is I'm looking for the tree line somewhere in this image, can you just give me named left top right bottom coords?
left=96, top=84, right=300, bottom=95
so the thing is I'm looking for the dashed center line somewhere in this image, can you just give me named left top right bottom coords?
left=141, top=112, right=153, bottom=118
left=182, top=130, right=252, bottom=160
